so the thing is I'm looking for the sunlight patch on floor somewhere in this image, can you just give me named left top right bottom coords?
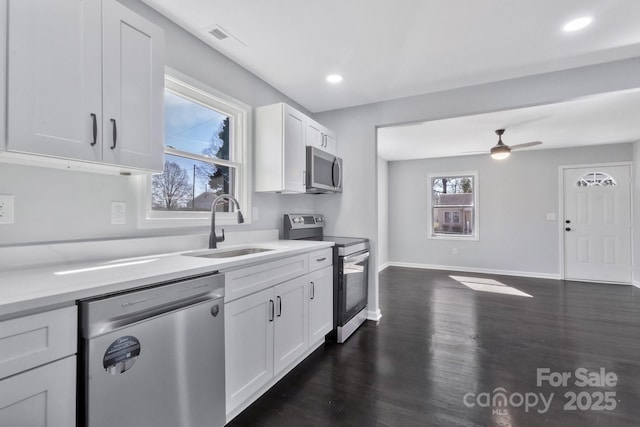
left=450, top=275, right=533, bottom=298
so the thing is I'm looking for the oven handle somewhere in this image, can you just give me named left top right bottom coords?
left=344, top=251, right=370, bottom=264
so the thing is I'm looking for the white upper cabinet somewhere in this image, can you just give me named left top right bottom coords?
left=306, top=118, right=336, bottom=155
left=101, top=0, right=164, bottom=171
left=6, top=0, right=164, bottom=173
left=255, top=103, right=306, bottom=193
left=255, top=102, right=337, bottom=193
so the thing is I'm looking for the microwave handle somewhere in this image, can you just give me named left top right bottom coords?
left=332, top=157, right=342, bottom=189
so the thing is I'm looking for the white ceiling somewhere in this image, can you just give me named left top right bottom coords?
left=377, top=90, right=640, bottom=160
left=142, top=0, right=640, bottom=113
left=142, top=0, right=640, bottom=160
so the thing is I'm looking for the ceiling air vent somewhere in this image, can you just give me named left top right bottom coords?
left=208, top=27, right=229, bottom=41
left=205, top=25, right=246, bottom=47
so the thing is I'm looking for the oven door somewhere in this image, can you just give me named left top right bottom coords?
left=338, top=250, right=369, bottom=325
left=306, top=146, right=343, bottom=193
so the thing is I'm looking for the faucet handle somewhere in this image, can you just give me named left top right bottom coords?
left=216, top=228, right=225, bottom=243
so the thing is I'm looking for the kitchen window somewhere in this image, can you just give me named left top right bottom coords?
left=139, top=69, right=251, bottom=227
left=428, top=172, right=478, bottom=240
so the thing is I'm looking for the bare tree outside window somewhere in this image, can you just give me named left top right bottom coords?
left=152, top=161, right=193, bottom=209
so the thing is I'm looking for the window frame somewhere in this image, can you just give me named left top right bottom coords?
left=138, top=67, right=252, bottom=228
left=427, top=171, right=479, bottom=241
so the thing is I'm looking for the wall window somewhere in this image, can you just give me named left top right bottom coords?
left=428, top=172, right=478, bottom=240
left=139, top=69, right=251, bottom=227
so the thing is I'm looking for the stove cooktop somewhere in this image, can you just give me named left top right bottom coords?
left=322, top=236, right=369, bottom=247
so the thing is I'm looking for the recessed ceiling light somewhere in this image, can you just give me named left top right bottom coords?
left=326, top=74, right=343, bottom=83
left=563, top=17, right=592, bottom=32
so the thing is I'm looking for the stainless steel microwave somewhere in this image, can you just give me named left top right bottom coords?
left=306, top=146, right=343, bottom=193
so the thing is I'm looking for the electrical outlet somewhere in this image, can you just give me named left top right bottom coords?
left=111, top=202, right=126, bottom=225
left=0, top=195, right=15, bottom=224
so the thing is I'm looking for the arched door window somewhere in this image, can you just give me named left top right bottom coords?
left=576, top=172, right=617, bottom=188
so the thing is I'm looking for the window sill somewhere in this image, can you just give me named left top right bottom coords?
left=428, top=234, right=478, bottom=242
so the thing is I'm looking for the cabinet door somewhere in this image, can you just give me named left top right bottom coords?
left=102, top=0, right=164, bottom=172
left=306, top=118, right=337, bottom=155
left=282, top=105, right=306, bottom=192
left=305, top=119, right=324, bottom=150
left=7, top=0, right=102, bottom=161
left=273, top=276, right=309, bottom=374
left=323, top=128, right=337, bottom=155
left=0, top=356, right=76, bottom=427
left=225, top=288, right=274, bottom=414
left=308, top=266, right=334, bottom=344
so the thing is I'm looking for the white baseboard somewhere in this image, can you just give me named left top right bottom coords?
left=634, top=280, right=640, bottom=289
left=386, top=262, right=561, bottom=280
left=378, top=262, right=391, bottom=272
left=367, top=308, right=382, bottom=321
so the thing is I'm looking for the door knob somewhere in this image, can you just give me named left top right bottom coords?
left=565, top=220, right=571, bottom=224
left=565, top=227, right=571, bottom=231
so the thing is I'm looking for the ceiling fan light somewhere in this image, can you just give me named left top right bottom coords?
left=490, top=145, right=511, bottom=160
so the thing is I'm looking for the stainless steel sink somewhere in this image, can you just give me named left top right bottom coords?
left=183, top=247, right=274, bottom=259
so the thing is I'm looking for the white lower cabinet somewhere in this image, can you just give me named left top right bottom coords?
left=308, top=266, right=334, bottom=344
left=225, top=276, right=308, bottom=415
left=273, top=277, right=309, bottom=374
left=0, top=305, right=77, bottom=426
left=0, top=356, right=76, bottom=426
left=225, top=287, right=275, bottom=412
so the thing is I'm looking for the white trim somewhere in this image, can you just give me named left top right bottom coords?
left=558, top=161, right=633, bottom=281
left=138, top=67, right=252, bottom=229
left=378, top=262, right=391, bottom=272
left=387, top=262, right=561, bottom=280
left=427, top=171, right=479, bottom=241
left=366, top=308, right=382, bottom=321
left=633, top=280, right=640, bottom=289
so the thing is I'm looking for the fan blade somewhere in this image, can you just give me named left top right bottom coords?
left=460, top=150, right=487, bottom=154
left=510, top=141, right=542, bottom=150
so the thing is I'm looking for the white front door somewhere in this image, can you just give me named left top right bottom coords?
left=563, top=165, right=632, bottom=283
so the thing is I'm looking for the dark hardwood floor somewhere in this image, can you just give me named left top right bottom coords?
left=226, top=267, right=640, bottom=427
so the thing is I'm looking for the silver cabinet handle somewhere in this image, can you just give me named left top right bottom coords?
left=316, top=257, right=326, bottom=262
left=269, top=299, right=274, bottom=321
left=310, top=282, right=315, bottom=299
left=276, top=296, right=282, bottom=317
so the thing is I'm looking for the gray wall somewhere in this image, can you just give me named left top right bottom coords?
left=0, top=0, right=315, bottom=246
left=377, top=156, right=389, bottom=269
left=387, top=144, right=633, bottom=277
left=316, top=57, right=640, bottom=316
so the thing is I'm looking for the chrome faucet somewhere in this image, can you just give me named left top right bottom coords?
left=209, top=194, right=244, bottom=249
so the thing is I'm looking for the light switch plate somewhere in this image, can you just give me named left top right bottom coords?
left=111, top=201, right=126, bottom=225
left=546, top=213, right=556, bottom=221
left=0, top=195, right=15, bottom=224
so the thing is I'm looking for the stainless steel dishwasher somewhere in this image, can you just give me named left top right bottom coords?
left=78, top=272, right=225, bottom=427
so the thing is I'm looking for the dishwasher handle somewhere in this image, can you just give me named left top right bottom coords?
left=85, top=292, right=223, bottom=338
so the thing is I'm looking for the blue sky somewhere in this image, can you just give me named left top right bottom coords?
left=162, top=91, right=229, bottom=195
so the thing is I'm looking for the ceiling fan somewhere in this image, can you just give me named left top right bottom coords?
left=489, top=129, right=542, bottom=159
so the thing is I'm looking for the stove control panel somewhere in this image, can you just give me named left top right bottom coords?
left=285, top=214, right=325, bottom=229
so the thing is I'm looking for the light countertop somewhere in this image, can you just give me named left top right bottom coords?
left=0, top=240, right=334, bottom=318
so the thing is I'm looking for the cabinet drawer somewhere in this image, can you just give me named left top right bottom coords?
left=0, top=355, right=76, bottom=426
left=0, top=305, right=77, bottom=380
left=308, top=248, right=332, bottom=272
left=224, top=254, right=308, bottom=302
